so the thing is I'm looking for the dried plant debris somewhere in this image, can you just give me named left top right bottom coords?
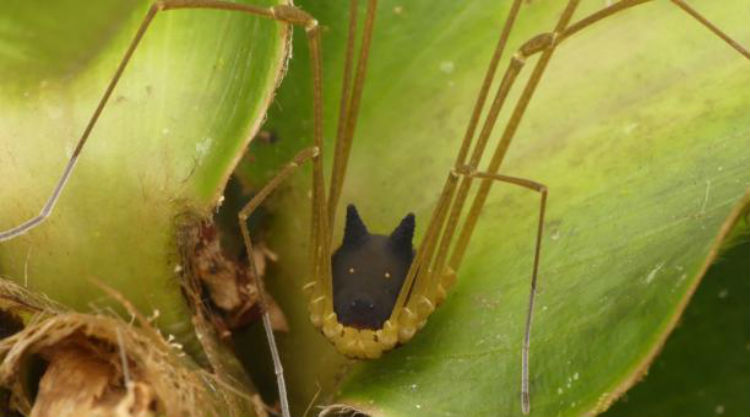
left=0, top=279, right=66, bottom=317
left=318, top=404, right=370, bottom=417
left=0, top=279, right=261, bottom=417
left=0, top=310, right=23, bottom=341
left=0, top=308, right=24, bottom=417
left=178, top=218, right=287, bottom=339
left=30, top=338, right=155, bottom=417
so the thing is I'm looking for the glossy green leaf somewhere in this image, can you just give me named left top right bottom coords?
left=0, top=0, right=288, bottom=339
left=240, top=0, right=750, bottom=415
left=604, top=228, right=750, bottom=417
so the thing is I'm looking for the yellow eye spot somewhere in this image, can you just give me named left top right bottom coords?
left=384, top=272, right=391, bottom=279
left=348, top=267, right=355, bottom=274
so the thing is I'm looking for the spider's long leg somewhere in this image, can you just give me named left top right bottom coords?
left=427, top=0, right=581, bottom=305
left=327, top=0, right=378, bottom=234
left=389, top=0, right=526, bottom=322
left=669, top=0, right=749, bottom=59
left=432, top=1, right=580, bottom=415
left=459, top=169, right=547, bottom=415
left=327, top=0, right=359, bottom=230
left=427, top=32, right=545, bottom=296
left=560, top=0, right=750, bottom=59
left=238, top=147, right=319, bottom=417
left=452, top=0, right=524, bottom=168
left=432, top=0, right=748, bottom=415
left=0, top=0, right=321, bottom=244
left=448, top=0, right=750, bottom=272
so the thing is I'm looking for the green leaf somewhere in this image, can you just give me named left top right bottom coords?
left=240, top=0, right=750, bottom=415
left=0, top=0, right=288, bottom=339
left=603, top=229, right=750, bottom=417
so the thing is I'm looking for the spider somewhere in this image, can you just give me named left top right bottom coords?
left=0, top=0, right=748, bottom=416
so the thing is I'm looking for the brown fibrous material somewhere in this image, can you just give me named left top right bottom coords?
left=179, top=219, right=287, bottom=338
left=0, top=279, right=256, bottom=417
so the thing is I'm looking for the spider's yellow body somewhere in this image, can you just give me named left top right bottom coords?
left=303, top=266, right=456, bottom=359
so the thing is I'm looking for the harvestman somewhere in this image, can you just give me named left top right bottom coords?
left=1, top=0, right=748, bottom=415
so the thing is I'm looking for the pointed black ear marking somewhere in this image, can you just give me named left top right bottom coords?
left=343, top=204, right=369, bottom=246
left=389, top=212, right=415, bottom=251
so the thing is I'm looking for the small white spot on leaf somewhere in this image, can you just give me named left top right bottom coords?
left=439, top=61, right=455, bottom=74
left=623, top=122, right=638, bottom=134
left=196, top=137, right=213, bottom=161
left=645, top=262, right=665, bottom=284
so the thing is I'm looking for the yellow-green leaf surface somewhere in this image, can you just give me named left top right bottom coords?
left=0, top=0, right=288, bottom=338
left=240, top=0, right=750, bottom=415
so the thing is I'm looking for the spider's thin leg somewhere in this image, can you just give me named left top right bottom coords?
left=428, top=38, right=541, bottom=293
left=432, top=2, right=611, bottom=290
left=434, top=0, right=750, bottom=277
left=327, top=0, right=360, bottom=229
left=412, top=1, right=580, bottom=415
left=459, top=169, right=547, bottom=415
left=452, top=0, right=525, bottom=168
left=327, top=0, right=378, bottom=233
left=239, top=147, right=320, bottom=417
left=420, top=0, right=527, bottom=298
left=437, top=0, right=748, bottom=414
left=669, top=0, right=749, bottom=59
left=445, top=0, right=581, bottom=277
left=172, top=7, right=326, bottom=417
left=394, top=0, right=576, bottom=348
left=0, top=0, right=321, bottom=243
left=559, top=0, right=750, bottom=60
left=450, top=0, right=750, bottom=272
left=389, top=172, right=458, bottom=328
left=389, top=0, right=527, bottom=323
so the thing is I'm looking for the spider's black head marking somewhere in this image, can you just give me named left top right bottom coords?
left=332, top=204, right=415, bottom=330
